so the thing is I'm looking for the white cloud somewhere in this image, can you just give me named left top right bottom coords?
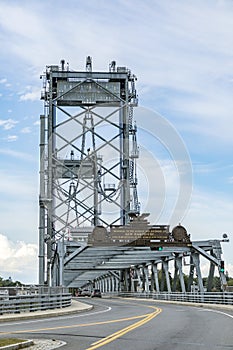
left=21, top=127, right=31, bottom=134
left=0, top=148, right=34, bottom=161
left=6, top=135, right=18, bottom=142
left=0, top=170, right=38, bottom=247
left=19, top=89, right=41, bottom=101
left=0, top=78, right=7, bottom=84
left=193, top=162, right=223, bottom=175
left=0, top=118, right=18, bottom=130
left=0, top=234, right=38, bottom=283
left=182, top=190, right=233, bottom=243
left=0, top=170, right=37, bottom=197
left=228, top=176, right=233, bottom=184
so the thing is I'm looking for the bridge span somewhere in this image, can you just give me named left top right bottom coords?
left=60, top=231, right=227, bottom=293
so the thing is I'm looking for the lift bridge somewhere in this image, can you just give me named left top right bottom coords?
left=39, top=57, right=228, bottom=293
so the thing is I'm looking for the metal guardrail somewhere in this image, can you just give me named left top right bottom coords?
left=0, top=287, right=71, bottom=315
left=107, top=291, right=233, bottom=305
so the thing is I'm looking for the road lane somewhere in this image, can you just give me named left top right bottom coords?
left=0, top=298, right=232, bottom=350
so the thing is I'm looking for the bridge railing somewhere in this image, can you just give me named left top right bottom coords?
left=0, top=287, right=71, bottom=315
left=106, top=291, right=233, bottom=305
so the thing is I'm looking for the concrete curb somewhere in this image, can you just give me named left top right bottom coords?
left=0, top=340, right=34, bottom=350
left=0, top=300, right=93, bottom=323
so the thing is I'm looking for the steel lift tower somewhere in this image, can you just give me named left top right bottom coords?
left=39, top=57, right=139, bottom=285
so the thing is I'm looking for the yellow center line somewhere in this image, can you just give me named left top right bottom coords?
left=1, top=299, right=163, bottom=350
left=0, top=314, right=150, bottom=336
left=86, top=307, right=162, bottom=350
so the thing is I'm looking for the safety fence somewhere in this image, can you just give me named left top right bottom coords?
left=0, top=287, right=71, bottom=315
left=107, top=291, right=233, bottom=305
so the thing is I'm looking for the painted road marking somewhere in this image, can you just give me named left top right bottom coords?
left=0, top=299, right=163, bottom=350
left=0, top=305, right=112, bottom=327
left=86, top=306, right=162, bottom=350
left=0, top=313, right=152, bottom=336
left=200, top=308, right=233, bottom=319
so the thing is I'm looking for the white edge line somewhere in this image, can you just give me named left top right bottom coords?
left=0, top=305, right=112, bottom=327
left=201, top=308, right=233, bottom=319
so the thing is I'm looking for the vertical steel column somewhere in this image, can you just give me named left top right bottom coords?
left=116, top=276, right=119, bottom=292
left=172, top=263, right=179, bottom=292
left=97, top=279, right=100, bottom=290
left=187, top=256, right=194, bottom=292
left=104, top=277, right=108, bottom=292
left=100, top=278, right=104, bottom=292
left=46, top=75, right=56, bottom=285
left=151, top=263, right=160, bottom=292
left=39, top=114, right=46, bottom=285
left=107, top=276, right=111, bottom=292
left=110, top=271, right=120, bottom=292
left=143, top=265, right=150, bottom=292
left=57, top=240, right=64, bottom=286
left=130, top=268, right=136, bottom=292
left=212, top=244, right=227, bottom=289
left=110, top=276, right=115, bottom=292
left=124, top=269, right=130, bottom=291
left=192, top=253, right=204, bottom=294
left=176, top=257, right=186, bottom=293
left=136, top=267, right=142, bottom=292
left=120, top=103, right=130, bottom=225
left=92, top=148, right=99, bottom=226
left=207, top=261, right=215, bottom=292
left=162, top=260, right=171, bottom=293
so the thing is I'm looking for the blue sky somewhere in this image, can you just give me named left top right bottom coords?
left=0, top=0, right=232, bottom=283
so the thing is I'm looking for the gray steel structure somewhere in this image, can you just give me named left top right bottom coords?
left=39, top=57, right=139, bottom=285
left=62, top=238, right=228, bottom=293
left=39, top=57, right=228, bottom=292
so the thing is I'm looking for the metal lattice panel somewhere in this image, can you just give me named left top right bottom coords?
left=39, top=58, right=139, bottom=285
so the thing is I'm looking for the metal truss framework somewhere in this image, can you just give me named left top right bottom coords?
left=61, top=239, right=227, bottom=293
left=39, top=58, right=139, bottom=285
left=38, top=57, right=228, bottom=291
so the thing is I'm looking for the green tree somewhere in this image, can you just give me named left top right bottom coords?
left=0, top=276, right=23, bottom=287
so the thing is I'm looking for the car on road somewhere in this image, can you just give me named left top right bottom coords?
left=91, top=289, right=102, bottom=298
left=81, top=289, right=92, bottom=297
left=76, top=289, right=91, bottom=297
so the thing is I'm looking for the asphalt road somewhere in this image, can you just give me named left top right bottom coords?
left=0, top=298, right=232, bottom=350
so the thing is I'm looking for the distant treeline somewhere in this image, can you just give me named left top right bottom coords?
left=0, top=276, right=23, bottom=287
